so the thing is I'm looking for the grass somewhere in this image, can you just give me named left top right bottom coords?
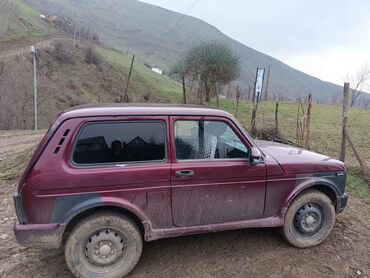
left=98, top=48, right=183, bottom=103
left=347, top=167, right=370, bottom=202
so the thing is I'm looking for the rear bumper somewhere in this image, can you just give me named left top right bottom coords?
left=13, top=191, right=64, bottom=249
left=14, top=223, right=65, bottom=249
left=337, top=192, right=348, bottom=213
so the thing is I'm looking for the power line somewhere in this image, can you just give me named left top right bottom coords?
left=147, top=0, right=200, bottom=57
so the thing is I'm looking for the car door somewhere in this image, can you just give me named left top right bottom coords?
left=170, top=116, right=267, bottom=227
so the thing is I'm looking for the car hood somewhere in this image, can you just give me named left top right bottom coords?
left=255, top=140, right=345, bottom=174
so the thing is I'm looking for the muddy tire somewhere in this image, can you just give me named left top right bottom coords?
left=282, top=190, right=336, bottom=248
left=65, top=212, right=143, bottom=278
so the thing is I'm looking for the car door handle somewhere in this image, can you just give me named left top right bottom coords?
left=175, top=170, right=195, bottom=177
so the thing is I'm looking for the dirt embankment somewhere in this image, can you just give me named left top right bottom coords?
left=0, top=132, right=369, bottom=277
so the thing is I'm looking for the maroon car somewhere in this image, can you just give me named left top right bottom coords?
left=13, top=104, right=348, bottom=277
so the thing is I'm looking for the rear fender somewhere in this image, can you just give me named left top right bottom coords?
left=51, top=193, right=149, bottom=226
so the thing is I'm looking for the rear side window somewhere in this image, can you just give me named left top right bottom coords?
left=73, top=121, right=166, bottom=165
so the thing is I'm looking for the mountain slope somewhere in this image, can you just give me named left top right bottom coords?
left=0, top=0, right=186, bottom=129
left=27, top=0, right=344, bottom=103
left=0, top=0, right=52, bottom=43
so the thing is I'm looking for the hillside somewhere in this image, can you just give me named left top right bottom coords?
left=0, top=38, right=185, bottom=129
left=0, top=0, right=186, bottom=130
left=27, top=0, right=348, bottom=103
left=0, top=0, right=53, bottom=44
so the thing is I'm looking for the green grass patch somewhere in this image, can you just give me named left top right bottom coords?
left=98, top=48, right=183, bottom=103
left=347, top=167, right=370, bottom=202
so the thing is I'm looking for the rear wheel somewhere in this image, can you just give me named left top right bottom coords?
left=282, top=190, right=335, bottom=248
left=65, top=212, right=143, bottom=278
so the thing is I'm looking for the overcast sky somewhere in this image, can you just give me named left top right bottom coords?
left=139, top=0, right=370, bottom=86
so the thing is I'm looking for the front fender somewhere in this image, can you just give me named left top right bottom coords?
left=283, top=175, right=340, bottom=209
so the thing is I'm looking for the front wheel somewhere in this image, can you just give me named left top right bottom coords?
left=65, top=212, right=143, bottom=278
left=281, top=190, right=336, bottom=248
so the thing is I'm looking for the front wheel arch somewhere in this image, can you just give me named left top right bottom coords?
left=285, top=183, right=339, bottom=212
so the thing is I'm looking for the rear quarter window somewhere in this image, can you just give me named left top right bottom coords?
left=72, top=121, right=166, bottom=165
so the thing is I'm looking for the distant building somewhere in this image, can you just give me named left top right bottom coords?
left=47, top=15, right=58, bottom=24
left=151, top=67, right=163, bottom=75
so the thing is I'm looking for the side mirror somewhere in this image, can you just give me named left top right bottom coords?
left=250, top=147, right=262, bottom=165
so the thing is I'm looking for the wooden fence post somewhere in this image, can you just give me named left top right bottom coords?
left=251, top=100, right=258, bottom=134
left=264, top=65, right=270, bottom=101
left=303, top=94, right=312, bottom=149
left=182, top=75, right=187, bottom=104
left=275, top=100, right=279, bottom=134
left=339, top=83, right=350, bottom=162
left=215, top=86, right=220, bottom=108
left=226, top=83, right=231, bottom=99
left=235, top=86, right=240, bottom=118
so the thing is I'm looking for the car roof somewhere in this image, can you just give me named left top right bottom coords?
left=58, top=103, right=234, bottom=120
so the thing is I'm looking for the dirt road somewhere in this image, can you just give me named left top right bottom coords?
left=0, top=37, right=64, bottom=59
left=0, top=132, right=369, bottom=277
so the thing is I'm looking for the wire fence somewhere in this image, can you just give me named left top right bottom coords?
left=346, top=108, right=370, bottom=168
left=228, top=97, right=370, bottom=170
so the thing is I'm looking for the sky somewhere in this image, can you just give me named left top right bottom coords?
left=139, top=0, right=370, bottom=86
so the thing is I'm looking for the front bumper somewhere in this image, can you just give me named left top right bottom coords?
left=14, top=223, right=65, bottom=249
left=337, top=192, right=348, bottom=213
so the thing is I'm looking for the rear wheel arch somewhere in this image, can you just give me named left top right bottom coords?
left=62, top=205, right=145, bottom=243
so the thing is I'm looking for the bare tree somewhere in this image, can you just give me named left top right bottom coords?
left=330, top=91, right=342, bottom=106
left=345, top=63, right=370, bottom=107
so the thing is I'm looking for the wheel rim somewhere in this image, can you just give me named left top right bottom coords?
left=84, top=228, right=126, bottom=267
left=293, top=203, right=324, bottom=237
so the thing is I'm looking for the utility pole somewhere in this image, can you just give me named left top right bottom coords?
left=31, top=46, right=38, bottom=130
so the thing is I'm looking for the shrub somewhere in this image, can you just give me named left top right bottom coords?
left=52, top=40, right=75, bottom=64
left=85, top=44, right=102, bottom=65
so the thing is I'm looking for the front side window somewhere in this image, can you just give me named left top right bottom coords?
left=73, top=121, right=166, bottom=164
left=174, top=120, right=249, bottom=160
